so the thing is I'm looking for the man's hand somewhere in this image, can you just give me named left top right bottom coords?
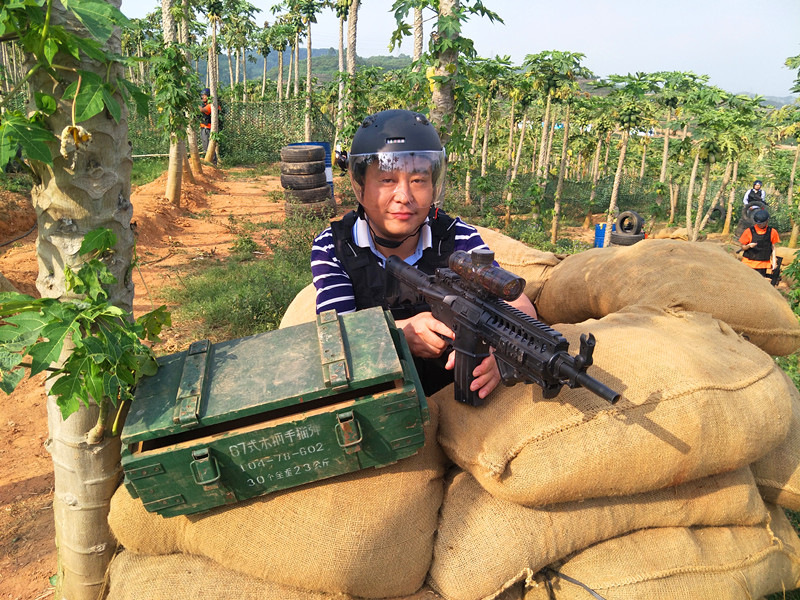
left=444, top=351, right=501, bottom=400
left=396, top=312, right=454, bottom=358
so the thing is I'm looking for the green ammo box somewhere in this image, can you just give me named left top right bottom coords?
left=121, top=307, right=428, bottom=518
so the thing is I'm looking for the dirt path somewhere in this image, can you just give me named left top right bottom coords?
left=0, top=166, right=285, bottom=599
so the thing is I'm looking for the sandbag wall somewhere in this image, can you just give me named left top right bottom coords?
left=107, top=236, right=800, bottom=600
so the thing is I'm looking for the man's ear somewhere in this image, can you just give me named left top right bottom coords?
left=350, top=171, right=363, bottom=203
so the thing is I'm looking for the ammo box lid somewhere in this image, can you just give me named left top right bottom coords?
left=122, top=308, right=405, bottom=444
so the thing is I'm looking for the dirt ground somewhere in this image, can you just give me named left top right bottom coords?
left=0, top=166, right=286, bottom=599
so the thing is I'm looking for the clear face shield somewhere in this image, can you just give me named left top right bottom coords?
left=348, top=149, right=447, bottom=209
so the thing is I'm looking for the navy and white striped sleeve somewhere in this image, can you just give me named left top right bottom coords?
left=310, top=228, right=357, bottom=315
left=452, top=218, right=490, bottom=253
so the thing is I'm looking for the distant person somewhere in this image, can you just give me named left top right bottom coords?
left=742, top=180, right=766, bottom=208
left=199, top=88, right=220, bottom=165
left=739, top=208, right=779, bottom=282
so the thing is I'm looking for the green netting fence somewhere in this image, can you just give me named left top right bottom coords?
left=127, top=99, right=335, bottom=165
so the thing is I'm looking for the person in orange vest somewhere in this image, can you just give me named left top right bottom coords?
left=739, top=208, right=779, bottom=282
left=199, top=88, right=218, bottom=165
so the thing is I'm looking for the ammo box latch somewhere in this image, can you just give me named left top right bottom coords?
left=335, top=411, right=362, bottom=454
left=190, top=448, right=237, bottom=505
left=316, top=310, right=350, bottom=391
left=174, top=339, right=212, bottom=429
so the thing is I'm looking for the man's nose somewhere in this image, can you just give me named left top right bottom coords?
left=391, top=178, right=415, bottom=204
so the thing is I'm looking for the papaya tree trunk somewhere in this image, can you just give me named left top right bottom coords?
left=691, top=160, right=711, bottom=241
left=205, top=20, right=220, bottom=164
left=604, top=128, right=629, bottom=247
left=698, top=160, right=733, bottom=233
left=464, top=95, right=482, bottom=206
left=537, top=93, right=551, bottom=178
left=162, top=0, right=183, bottom=203
left=659, top=108, right=671, bottom=183
left=685, top=150, right=701, bottom=237
left=588, top=135, right=602, bottom=207
left=180, top=0, right=202, bottom=176
left=304, top=22, right=312, bottom=142
left=277, top=48, right=284, bottom=101
left=429, top=0, right=458, bottom=143
left=346, top=0, right=359, bottom=119
left=551, top=103, right=571, bottom=244
left=722, top=161, right=739, bottom=235
left=787, top=145, right=799, bottom=248
left=334, top=13, right=344, bottom=151
left=479, top=97, right=492, bottom=212
left=25, top=2, right=133, bottom=597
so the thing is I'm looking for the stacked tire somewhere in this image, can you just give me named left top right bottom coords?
left=609, top=210, right=646, bottom=246
left=280, top=145, right=336, bottom=218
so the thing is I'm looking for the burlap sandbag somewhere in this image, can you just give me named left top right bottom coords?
left=536, top=239, right=800, bottom=356
left=753, top=370, right=800, bottom=510
left=428, top=467, right=767, bottom=600
left=435, top=306, right=793, bottom=506
left=106, top=551, right=445, bottom=600
left=472, top=225, right=561, bottom=303
left=108, top=399, right=447, bottom=599
left=527, top=504, right=800, bottom=600
left=279, top=281, right=318, bottom=328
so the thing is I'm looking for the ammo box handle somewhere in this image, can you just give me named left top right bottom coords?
left=316, top=310, right=350, bottom=390
left=334, top=411, right=362, bottom=454
left=190, top=448, right=222, bottom=486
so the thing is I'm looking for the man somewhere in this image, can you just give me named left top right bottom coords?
left=311, top=109, right=537, bottom=399
left=739, top=208, right=780, bottom=281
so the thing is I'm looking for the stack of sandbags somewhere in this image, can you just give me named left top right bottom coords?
left=427, top=468, right=768, bottom=600
left=108, top=400, right=447, bottom=599
left=536, top=238, right=800, bottom=356
left=524, top=505, right=800, bottom=600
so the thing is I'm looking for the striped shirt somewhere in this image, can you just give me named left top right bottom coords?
left=311, top=213, right=490, bottom=315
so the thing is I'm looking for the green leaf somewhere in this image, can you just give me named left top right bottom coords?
left=72, top=71, right=105, bottom=122
left=43, top=37, right=58, bottom=65
left=0, top=367, right=24, bottom=395
left=28, top=320, right=79, bottom=376
left=119, top=78, right=150, bottom=117
left=61, top=0, right=129, bottom=43
left=0, top=349, right=23, bottom=372
left=49, top=370, right=87, bottom=418
left=79, top=228, right=116, bottom=256
left=0, top=312, right=49, bottom=351
left=34, top=92, right=57, bottom=115
left=101, top=86, right=121, bottom=123
left=0, top=114, right=55, bottom=167
left=137, top=305, right=171, bottom=342
left=72, top=35, right=106, bottom=62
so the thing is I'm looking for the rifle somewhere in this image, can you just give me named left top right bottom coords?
left=385, top=248, right=620, bottom=407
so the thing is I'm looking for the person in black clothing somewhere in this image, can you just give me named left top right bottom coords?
left=742, top=180, right=766, bottom=209
left=739, top=209, right=780, bottom=281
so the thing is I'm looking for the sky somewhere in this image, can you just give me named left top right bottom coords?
left=121, top=0, right=800, bottom=98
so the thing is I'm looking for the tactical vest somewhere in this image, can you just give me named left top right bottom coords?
left=200, top=104, right=211, bottom=126
left=743, top=226, right=773, bottom=261
left=746, top=189, right=763, bottom=205
left=329, top=207, right=457, bottom=320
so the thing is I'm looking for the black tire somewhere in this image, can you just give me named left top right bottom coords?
left=280, top=160, right=325, bottom=175
left=285, top=198, right=337, bottom=218
left=280, top=144, right=325, bottom=162
left=615, top=210, right=644, bottom=235
left=708, top=207, right=722, bottom=223
left=283, top=185, right=332, bottom=203
left=609, top=231, right=645, bottom=246
left=280, top=172, right=328, bottom=190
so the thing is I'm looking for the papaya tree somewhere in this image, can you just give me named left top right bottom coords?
left=0, top=1, right=170, bottom=598
left=594, top=72, right=659, bottom=246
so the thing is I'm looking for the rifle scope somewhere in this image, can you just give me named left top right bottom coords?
left=448, top=249, right=525, bottom=301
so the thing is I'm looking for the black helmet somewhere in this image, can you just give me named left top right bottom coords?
left=753, top=209, right=769, bottom=224
left=349, top=109, right=447, bottom=206
left=753, top=179, right=763, bottom=187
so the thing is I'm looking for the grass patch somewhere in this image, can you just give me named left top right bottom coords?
left=0, top=171, right=33, bottom=195
left=131, top=157, right=167, bottom=187
left=163, top=211, right=329, bottom=341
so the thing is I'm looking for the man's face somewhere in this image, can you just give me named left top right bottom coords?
left=754, top=182, right=762, bottom=191
left=201, top=94, right=208, bottom=103
left=353, top=159, right=434, bottom=242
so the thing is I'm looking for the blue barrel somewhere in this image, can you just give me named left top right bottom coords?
left=289, top=141, right=333, bottom=196
left=594, top=223, right=616, bottom=247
